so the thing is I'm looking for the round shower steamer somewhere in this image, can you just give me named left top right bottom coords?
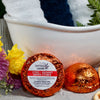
left=64, top=63, right=99, bottom=93
left=21, top=53, right=65, bottom=97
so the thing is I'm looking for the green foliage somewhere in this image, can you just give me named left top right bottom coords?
left=87, top=0, right=100, bottom=25
left=0, top=79, right=13, bottom=95
left=76, top=21, right=85, bottom=27
left=0, top=0, right=6, bottom=18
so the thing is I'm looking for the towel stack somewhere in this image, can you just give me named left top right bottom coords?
left=2, top=0, right=93, bottom=26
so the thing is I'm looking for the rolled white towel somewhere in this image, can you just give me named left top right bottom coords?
left=2, top=0, right=47, bottom=23
left=67, top=0, right=94, bottom=26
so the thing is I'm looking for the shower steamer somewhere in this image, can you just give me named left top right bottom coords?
left=64, top=63, right=99, bottom=93
left=21, top=53, right=65, bottom=97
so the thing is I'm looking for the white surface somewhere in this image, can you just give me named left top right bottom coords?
left=0, top=88, right=100, bottom=100
left=68, top=0, right=93, bottom=25
left=2, top=0, right=47, bottom=23
left=4, top=14, right=100, bottom=70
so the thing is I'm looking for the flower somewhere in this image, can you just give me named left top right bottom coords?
left=0, top=37, right=12, bottom=94
left=0, top=36, right=9, bottom=80
left=0, top=36, right=3, bottom=52
left=6, top=72, right=22, bottom=89
left=0, top=37, right=24, bottom=93
left=6, top=44, right=25, bottom=75
left=0, top=49, right=9, bottom=80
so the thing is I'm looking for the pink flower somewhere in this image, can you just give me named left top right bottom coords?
left=0, top=49, right=9, bottom=80
left=6, top=72, right=22, bottom=89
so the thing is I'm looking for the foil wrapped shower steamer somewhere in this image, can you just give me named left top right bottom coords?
left=21, top=53, right=65, bottom=97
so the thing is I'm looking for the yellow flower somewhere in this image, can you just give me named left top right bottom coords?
left=8, top=58, right=25, bottom=75
left=0, top=36, right=3, bottom=52
left=6, top=44, right=26, bottom=75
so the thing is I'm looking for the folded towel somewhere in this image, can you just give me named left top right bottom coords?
left=67, top=0, right=93, bottom=26
left=39, top=0, right=74, bottom=26
left=2, top=0, right=47, bottom=23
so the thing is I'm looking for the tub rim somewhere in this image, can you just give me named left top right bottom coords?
left=4, top=14, right=100, bottom=33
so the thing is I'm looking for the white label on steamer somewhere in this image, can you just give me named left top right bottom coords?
left=27, top=60, right=57, bottom=90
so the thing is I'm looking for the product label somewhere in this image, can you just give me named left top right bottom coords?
left=27, top=60, right=57, bottom=90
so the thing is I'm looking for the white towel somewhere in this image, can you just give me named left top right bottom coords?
left=2, top=0, right=47, bottom=23
left=67, top=0, right=93, bottom=26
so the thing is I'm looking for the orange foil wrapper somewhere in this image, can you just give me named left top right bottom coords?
left=21, top=53, right=65, bottom=97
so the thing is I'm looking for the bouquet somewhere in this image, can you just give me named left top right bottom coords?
left=0, top=36, right=25, bottom=94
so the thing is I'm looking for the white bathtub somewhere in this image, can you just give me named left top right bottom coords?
left=4, top=14, right=100, bottom=69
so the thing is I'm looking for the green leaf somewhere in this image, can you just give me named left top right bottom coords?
left=0, top=79, right=13, bottom=95
left=76, top=21, right=85, bottom=27
left=87, top=0, right=100, bottom=25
